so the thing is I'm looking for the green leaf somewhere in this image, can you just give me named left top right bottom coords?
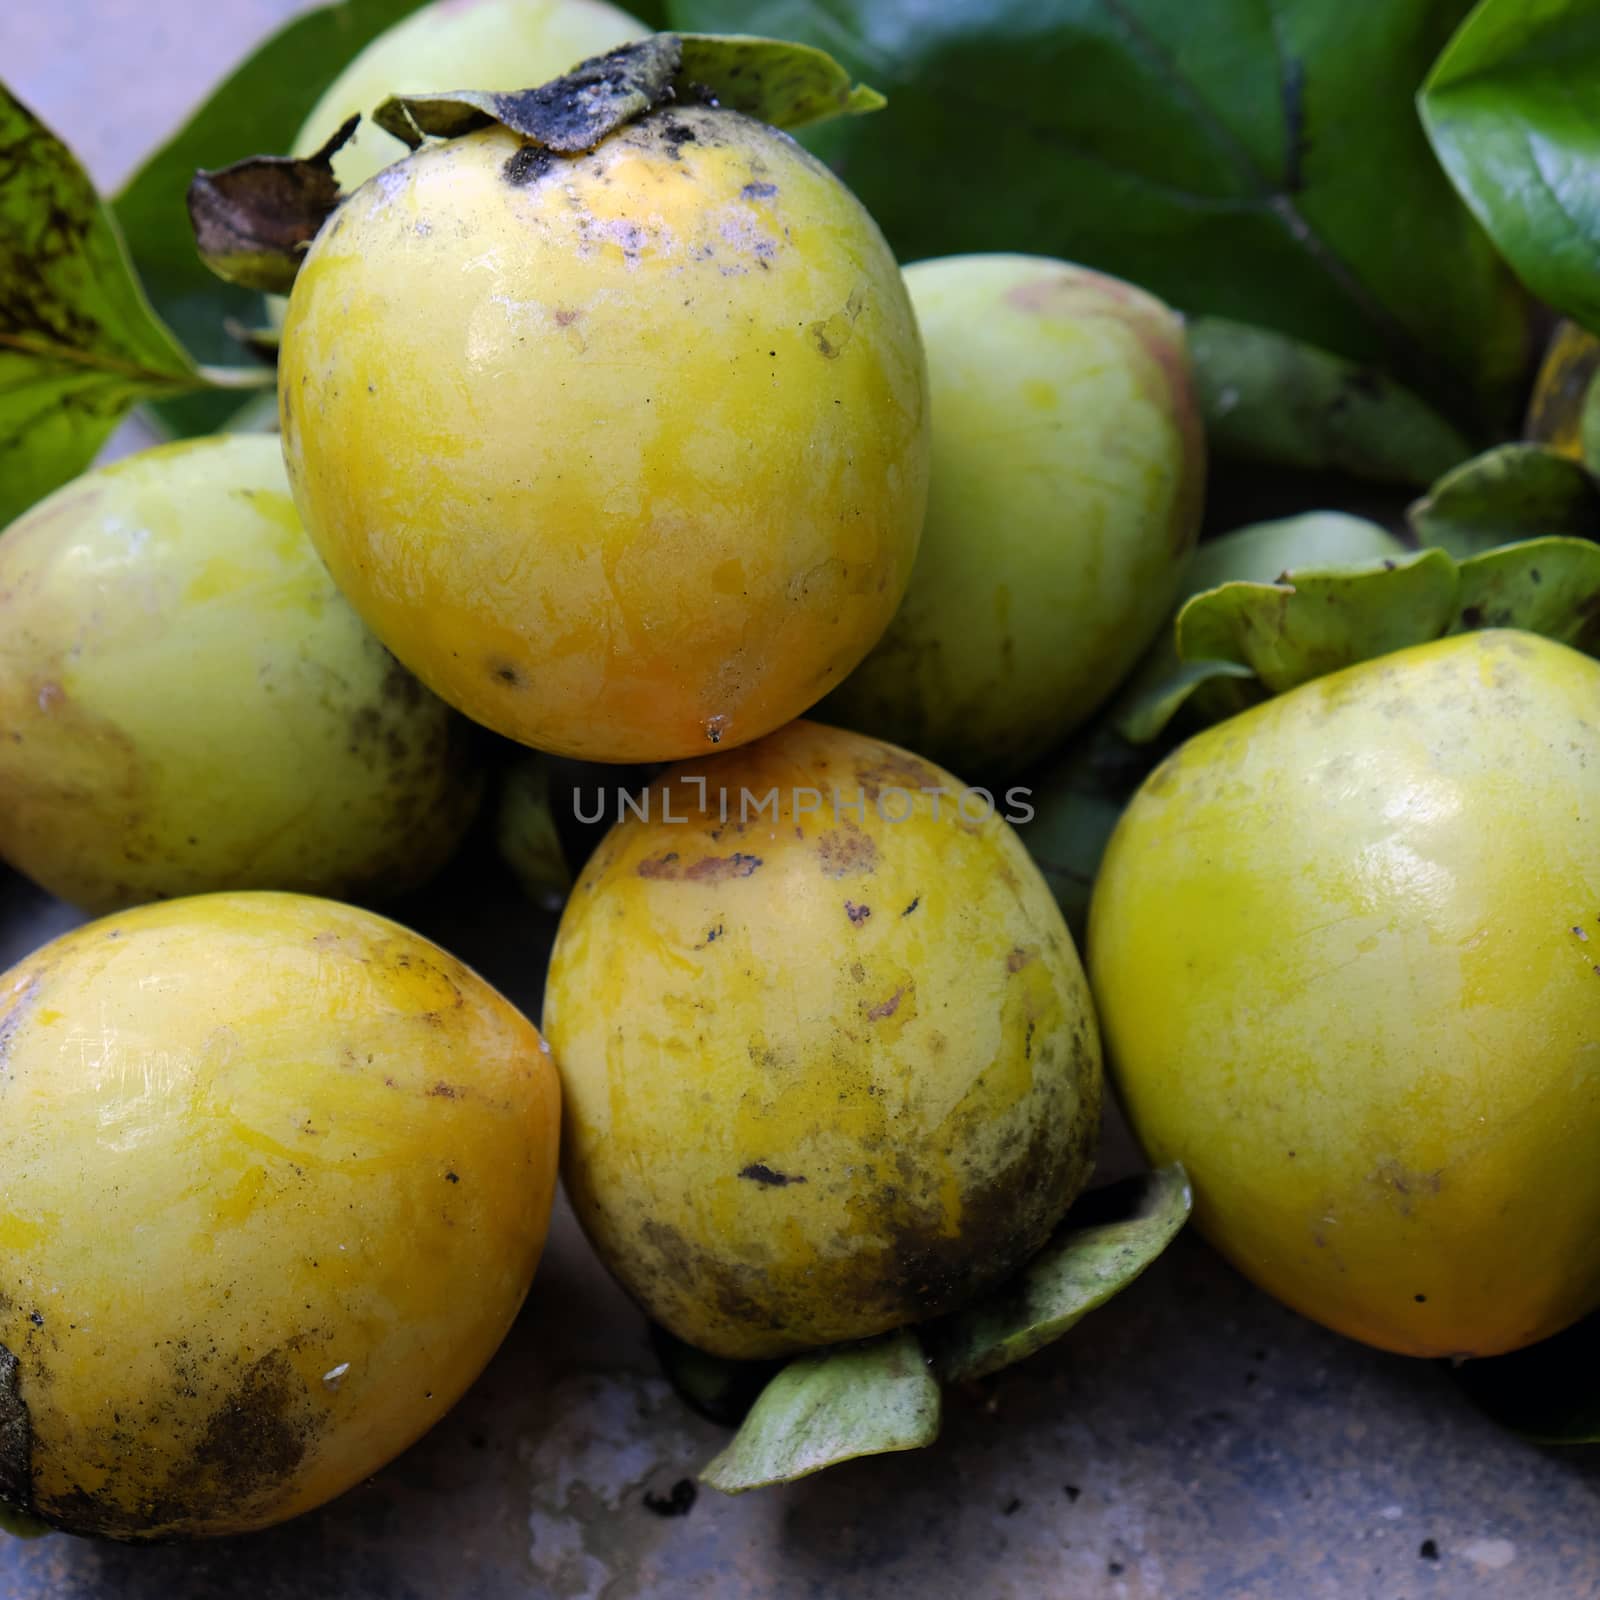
left=112, top=0, right=433, bottom=436
left=926, top=1166, right=1192, bottom=1383
left=1188, top=317, right=1472, bottom=486
left=376, top=33, right=881, bottom=151
left=1420, top=0, right=1600, bottom=336
left=1112, top=514, right=1409, bottom=746
left=0, top=85, right=207, bottom=528
left=1408, top=442, right=1600, bottom=558
left=1453, top=537, right=1600, bottom=652
left=675, top=34, right=885, bottom=126
left=0, top=1504, right=51, bottom=1540
left=1454, top=1310, right=1600, bottom=1443
left=1187, top=512, right=1413, bottom=593
left=1111, top=652, right=1262, bottom=746
left=1177, top=548, right=1460, bottom=694
left=700, top=1330, right=939, bottom=1493
left=496, top=754, right=574, bottom=913
left=649, top=1323, right=782, bottom=1428
left=666, top=0, right=1528, bottom=429
left=1019, top=723, right=1167, bottom=943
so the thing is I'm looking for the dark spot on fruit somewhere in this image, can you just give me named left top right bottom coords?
left=427, top=1082, right=462, bottom=1099
left=554, top=307, right=581, bottom=326
left=845, top=900, right=871, bottom=925
left=739, top=1163, right=807, bottom=1187
left=1007, top=947, right=1035, bottom=974
left=503, top=145, right=554, bottom=186
left=643, top=1477, right=697, bottom=1517
left=741, top=181, right=777, bottom=200
left=639, top=851, right=762, bottom=881
left=491, top=662, right=523, bottom=687
left=0, top=1341, right=33, bottom=1516
left=1003, top=1497, right=1022, bottom=1516
left=902, top=896, right=920, bottom=917
left=866, top=986, right=906, bottom=1021
left=26, top=1313, right=40, bottom=1330
left=1420, top=1539, right=1439, bottom=1561
left=1064, top=1484, right=1081, bottom=1502
left=817, top=829, right=877, bottom=878
left=1414, top=1292, right=1426, bottom=1302
left=445, top=1171, right=460, bottom=1184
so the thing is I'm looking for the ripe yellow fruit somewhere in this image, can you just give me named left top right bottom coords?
left=1090, top=630, right=1600, bottom=1358
left=280, top=106, right=930, bottom=761
left=827, top=254, right=1204, bottom=776
left=0, top=893, right=559, bottom=1539
left=543, top=721, right=1101, bottom=1359
left=292, top=0, right=646, bottom=194
left=0, top=436, right=480, bottom=914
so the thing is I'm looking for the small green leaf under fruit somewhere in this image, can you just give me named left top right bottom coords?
left=376, top=33, right=881, bottom=154
left=700, top=1330, right=938, bottom=1493
left=650, top=1324, right=781, bottom=1429
left=188, top=117, right=358, bottom=294
left=1111, top=655, right=1259, bottom=748
left=496, top=755, right=574, bottom=913
left=1177, top=549, right=1460, bottom=696
left=0, top=1503, right=51, bottom=1539
left=926, top=1166, right=1193, bottom=1384
left=1020, top=723, right=1168, bottom=945
left=1454, top=1310, right=1600, bottom=1444
left=1189, top=318, right=1473, bottom=487
left=1453, top=538, right=1600, bottom=654
left=1409, top=443, right=1600, bottom=559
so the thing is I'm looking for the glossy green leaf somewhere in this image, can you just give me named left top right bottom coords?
left=1177, top=548, right=1460, bottom=693
left=1408, top=443, right=1600, bottom=559
left=377, top=34, right=881, bottom=151
left=667, top=0, right=1528, bottom=428
left=649, top=1324, right=782, bottom=1428
left=1188, top=317, right=1473, bottom=486
left=926, top=1167, right=1192, bottom=1383
left=700, top=1330, right=939, bottom=1493
left=1421, top=0, right=1600, bottom=335
left=0, top=86, right=207, bottom=528
left=112, top=0, right=432, bottom=436
left=496, top=754, right=574, bottom=913
left=1452, top=537, right=1600, bottom=652
left=1454, top=1311, right=1600, bottom=1443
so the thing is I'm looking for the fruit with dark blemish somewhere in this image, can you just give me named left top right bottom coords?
left=0, top=891, right=559, bottom=1539
left=826, top=254, right=1205, bottom=777
left=0, top=437, right=482, bottom=914
left=544, top=719, right=1102, bottom=1359
left=1092, top=630, right=1600, bottom=1359
left=280, top=98, right=929, bottom=761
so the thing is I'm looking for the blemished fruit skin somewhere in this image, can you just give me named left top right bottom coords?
left=543, top=720, right=1102, bottom=1360
left=0, top=892, right=560, bottom=1540
left=291, top=0, right=646, bottom=193
left=0, top=436, right=482, bottom=915
left=280, top=106, right=930, bottom=763
left=1089, top=630, right=1600, bottom=1359
left=825, top=254, right=1204, bottom=778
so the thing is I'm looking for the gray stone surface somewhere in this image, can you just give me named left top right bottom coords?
left=4, top=5, right=1600, bottom=1596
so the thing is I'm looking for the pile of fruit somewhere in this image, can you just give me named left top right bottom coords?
left=4, top=0, right=1600, bottom=1544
